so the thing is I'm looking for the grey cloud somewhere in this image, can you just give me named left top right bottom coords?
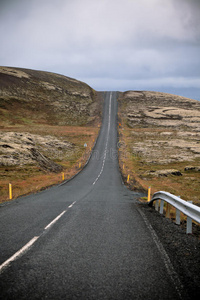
left=0, top=0, right=199, bottom=99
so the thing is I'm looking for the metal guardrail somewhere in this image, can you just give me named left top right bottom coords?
left=148, top=191, right=200, bottom=234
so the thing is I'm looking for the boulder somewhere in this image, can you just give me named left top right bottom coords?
left=148, top=169, right=182, bottom=177
left=184, top=166, right=200, bottom=172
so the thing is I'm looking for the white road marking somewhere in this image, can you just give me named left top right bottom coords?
left=44, top=210, right=66, bottom=230
left=137, top=207, right=184, bottom=299
left=93, top=92, right=112, bottom=185
left=68, top=201, right=76, bottom=208
left=0, top=201, right=77, bottom=274
left=0, top=236, right=39, bottom=274
left=0, top=92, right=113, bottom=274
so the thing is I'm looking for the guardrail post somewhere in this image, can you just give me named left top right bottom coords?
left=160, top=200, right=164, bottom=214
left=176, top=208, right=180, bottom=225
left=186, top=217, right=192, bottom=234
left=155, top=200, right=159, bottom=211
left=186, top=201, right=193, bottom=234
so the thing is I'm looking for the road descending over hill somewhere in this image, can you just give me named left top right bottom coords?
left=0, top=92, right=189, bottom=299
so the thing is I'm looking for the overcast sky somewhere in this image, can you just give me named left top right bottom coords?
left=0, top=0, right=200, bottom=100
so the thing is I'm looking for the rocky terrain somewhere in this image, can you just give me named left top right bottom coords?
left=0, top=67, right=101, bottom=172
left=0, top=67, right=101, bottom=201
left=118, top=91, right=200, bottom=204
left=125, top=91, right=200, bottom=129
left=0, top=132, right=75, bottom=172
left=0, top=66, right=99, bottom=126
left=120, top=91, right=200, bottom=166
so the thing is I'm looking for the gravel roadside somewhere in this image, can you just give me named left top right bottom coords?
left=137, top=201, right=200, bottom=299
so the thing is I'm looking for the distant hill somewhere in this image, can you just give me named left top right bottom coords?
left=0, top=66, right=98, bottom=126
left=121, top=90, right=200, bottom=129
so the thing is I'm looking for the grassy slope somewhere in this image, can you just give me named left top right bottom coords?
left=0, top=66, right=97, bottom=126
left=0, top=67, right=102, bottom=202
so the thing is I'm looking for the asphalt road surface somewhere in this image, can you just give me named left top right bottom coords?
left=0, top=92, right=189, bottom=299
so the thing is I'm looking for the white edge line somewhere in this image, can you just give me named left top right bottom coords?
left=0, top=236, right=39, bottom=273
left=137, top=207, right=184, bottom=299
left=44, top=210, right=66, bottom=230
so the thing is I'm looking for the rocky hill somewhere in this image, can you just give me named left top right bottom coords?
left=0, top=66, right=98, bottom=126
left=122, top=91, right=200, bottom=131
left=119, top=91, right=200, bottom=164
left=118, top=91, right=200, bottom=204
left=0, top=67, right=100, bottom=182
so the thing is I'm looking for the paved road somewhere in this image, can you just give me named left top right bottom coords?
left=0, top=92, right=185, bottom=299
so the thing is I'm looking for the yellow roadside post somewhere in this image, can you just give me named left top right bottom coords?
left=123, top=164, right=124, bottom=170
left=62, top=172, right=65, bottom=181
left=127, top=174, right=130, bottom=183
left=79, top=163, right=81, bottom=168
left=148, top=186, right=151, bottom=202
left=9, top=183, right=12, bottom=200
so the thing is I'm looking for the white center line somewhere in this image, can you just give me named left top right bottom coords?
left=68, top=201, right=76, bottom=208
left=93, top=92, right=112, bottom=185
left=0, top=236, right=39, bottom=274
left=0, top=200, right=78, bottom=274
left=44, top=210, right=66, bottom=230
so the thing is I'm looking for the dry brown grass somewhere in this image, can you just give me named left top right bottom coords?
left=0, top=68, right=103, bottom=203
left=0, top=124, right=99, bottom=203
left=118, top=122, right=200, bottom=204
